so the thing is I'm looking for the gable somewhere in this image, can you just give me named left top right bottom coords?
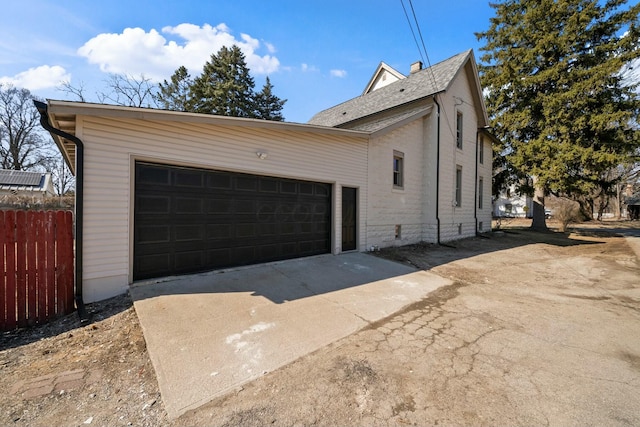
left=362, top=62, right=406, bottom=94
left=308, top=50, right=475, bottom=129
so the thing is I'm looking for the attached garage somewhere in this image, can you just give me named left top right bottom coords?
left=134, top=162, right=332, bottom=280
left=38, top=101, right=369, bottom=302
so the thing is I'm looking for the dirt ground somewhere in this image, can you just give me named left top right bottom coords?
left=2, top=219, right=639, bottom=426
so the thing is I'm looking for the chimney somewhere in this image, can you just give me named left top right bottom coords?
left=410, top=61, right=423, bottom=74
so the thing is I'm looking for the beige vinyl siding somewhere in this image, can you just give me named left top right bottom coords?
left=78, top=116, right=368, bottom=302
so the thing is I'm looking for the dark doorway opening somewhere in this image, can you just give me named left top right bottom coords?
left=341, top=187, right=357, bottom=251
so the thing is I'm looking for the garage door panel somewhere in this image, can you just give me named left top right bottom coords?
left=137, top=195, right=171, bottom=214
left=137, top=225, right=171, bottom=244
left=175, top=197, right=203, bottom=214
left=134, top=162, right=331, bottom=280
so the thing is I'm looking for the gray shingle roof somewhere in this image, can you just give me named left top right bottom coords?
left=308, top=50, right=472, bottom=129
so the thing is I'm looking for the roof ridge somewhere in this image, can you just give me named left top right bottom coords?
left=308, top=49, right=472, bottom=128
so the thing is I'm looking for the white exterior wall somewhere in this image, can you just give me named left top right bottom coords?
left=77, top=116, right=368, bottom=302
left=365, top=68, right=491, bottom=247
left=476, top=135, right=493, bottom=232
left=366, top=119, right=427, bottom=249
left=437, top=73, right=482, bottom=242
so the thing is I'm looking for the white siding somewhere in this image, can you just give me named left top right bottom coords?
left=437, top=72, right=482, bottom=242
left=367, top=117, right=429, bottom=248
left=365, top=68, right=491, bottom=247
left=77, top=116, right=368, bottom=302
left=477, top=135, right=493, bottom=231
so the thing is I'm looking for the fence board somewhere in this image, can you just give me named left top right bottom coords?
left=24, top=212, right=38, bottom=327
left=56, top=211, right=74, bottom=314
left=4, top=211, right=17, bottom=331
left=45, top=211, right=56, bottom=322
left=0, top=211, right=6, bottom=331
left=36, top=212, right=47, bottom=324
left=1, top=210, right=74, bottom=331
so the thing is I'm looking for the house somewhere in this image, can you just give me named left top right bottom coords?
left=0, top=169, right=55, bottom=202
left=36, top=49, right=493, bottom=303
left=626, top=193, right=640, bottom=220
left=492, top=184, right=533, bottom=218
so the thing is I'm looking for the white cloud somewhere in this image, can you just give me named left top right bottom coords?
left=77, top=23, right=280, bottom=81
left=264, top=41, right=276, bottom=54
left=330, top=69, right=347, bottom=78
left=0, top=65, right=70, bottom=90
left=301, top=63, right=319, bottom=72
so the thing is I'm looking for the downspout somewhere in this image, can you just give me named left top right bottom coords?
left=34, top=100, right=90, bottom=323
left=433, top=95, right=441, bottom=244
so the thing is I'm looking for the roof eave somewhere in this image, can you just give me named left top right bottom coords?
left=46, top=100, right=371, bottom=139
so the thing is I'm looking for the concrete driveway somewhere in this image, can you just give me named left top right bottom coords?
left=130, top=252, right=451, bottom=419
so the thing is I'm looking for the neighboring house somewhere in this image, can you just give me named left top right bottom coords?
left=37, top=49, right=493, bottom=303
left=492, top=184, right=533, bottom=218
left=0, top=169, right=55, bottom=202
left=626, top=193, right=640, bottom=220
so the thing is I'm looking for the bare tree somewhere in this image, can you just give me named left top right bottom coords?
left=58, top=80, right=88, bottom=102
left=97, top=73, right=157, bottom=108
left=59, top=73, right=158, bottom=108
left=41, top=156, right=75, bottom=196
left=0, top=84, right=54, bottom=170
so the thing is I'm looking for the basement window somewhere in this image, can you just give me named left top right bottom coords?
left=395, top=224, right=402, bottom=240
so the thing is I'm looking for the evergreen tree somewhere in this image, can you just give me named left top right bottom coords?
left=254, top=76, right=286, bottom=121
left=477, top=0, right=640, bottom=229
left=156, top=66, right=193, bottom=112
left=191, top=46, right=257, bottom=118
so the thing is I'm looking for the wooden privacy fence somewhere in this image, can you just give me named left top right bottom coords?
left=1, top=210, right=75, bottom=331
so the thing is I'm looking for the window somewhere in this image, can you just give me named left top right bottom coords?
left=479, top=135, right=484, bottom=164
left=456, top=111, right=463, bottom=149
left=455, top=166, right=462, bottom=207
left=393, top=150, right=404, bottom=189
left=478, top=177, right=484, bottom=210
left=395, top=224, right=402, bottom=239
left=478, top=221, right=484, bottom=231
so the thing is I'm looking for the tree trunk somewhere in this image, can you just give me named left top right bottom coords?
left=530, top=182, right=548, bottom=231
left=614, top=183, right=622, bottom=220
left=577, top=198, right=593, bottom=221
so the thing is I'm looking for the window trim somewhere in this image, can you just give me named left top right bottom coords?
left=393, top=150, right=404, bottom=190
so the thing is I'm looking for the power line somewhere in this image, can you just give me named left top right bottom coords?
left=400, top=0, right=425, bottom=65
left=400, top=0, right=438, bottom=90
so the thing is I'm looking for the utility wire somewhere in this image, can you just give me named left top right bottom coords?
left=400, top=0, right=439, bottom=90
left=400, top=0, right=425, bottom=65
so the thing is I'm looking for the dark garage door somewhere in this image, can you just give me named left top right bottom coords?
left=134, top=162, right=332, bottom=280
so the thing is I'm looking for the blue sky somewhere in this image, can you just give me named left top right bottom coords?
left=1, top=1, right=635, bottom=123
left=0, top=0, right=498, bottom=122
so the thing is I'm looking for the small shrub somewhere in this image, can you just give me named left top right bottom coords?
left=548, top=198, right=580, bottom=232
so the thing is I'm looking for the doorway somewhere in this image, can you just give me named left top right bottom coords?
left=341, top=187, right=357, bottom=251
